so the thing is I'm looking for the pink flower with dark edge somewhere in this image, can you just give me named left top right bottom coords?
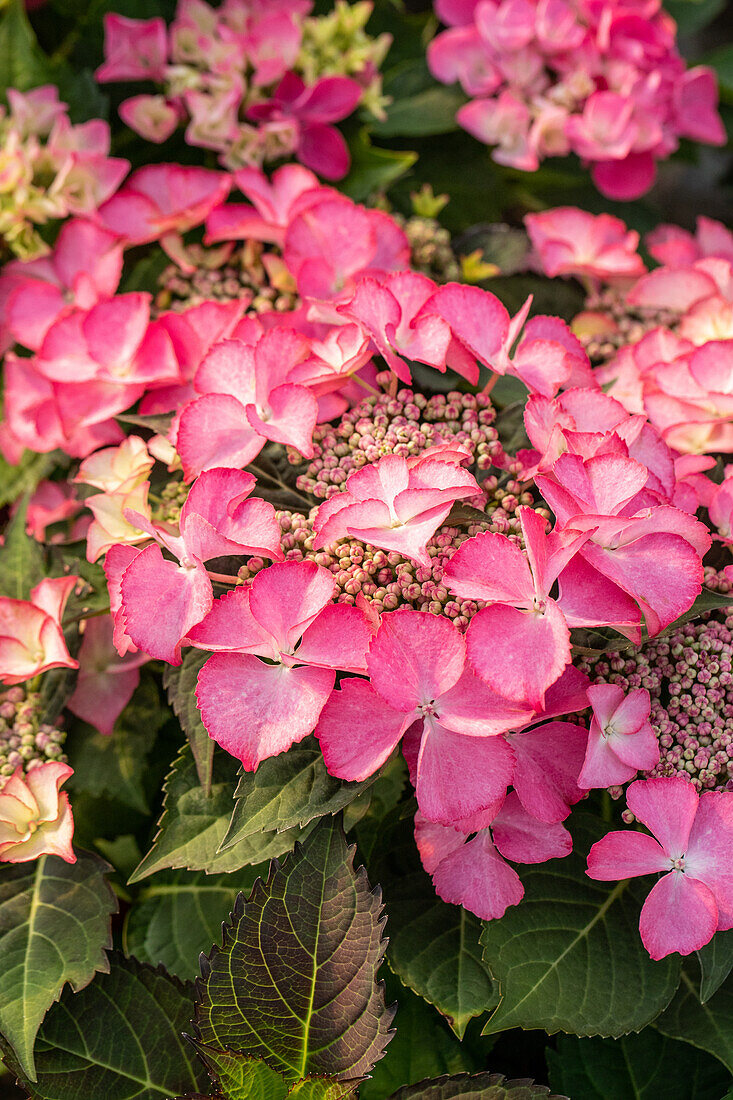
left=174, top=327, right=318, bottom=479
left=316, top=609, right=533, bottom=825
left=191, top=561, right=375, bottom=770
left=205, top=164, right=327, bottom=246
left=415, top=791, right=572, bottom=920
left=66, top=615, right=148, bottom=737
left=0, top=577, right=78, bottom=685
left=312, top=451, right=483, bottom=568
left=578, top=684, right=659, bottom=789
left=247, top=73, right=364, bottom=180
left=525, top=208, right=646, bottom=281
left=118, top=467, right=284, bottom=665
left=95, top=14, right=168, bottom=83
left=0, top=219, right=124, bottom=352
left=0, top=763, right=75, bottom=864
left=587, top=777, right=733, bottom=959
left=444, top=506, right=590, bottom=707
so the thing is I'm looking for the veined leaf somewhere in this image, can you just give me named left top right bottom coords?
left=189, top=1044, right=359, bottom=1100
left=219, top=737, right=376, bottom=852
left=4, top=954, right=210, bottom=1100
left=194, top=817, right=394, bottom=1082
left=480, top=815, right=681, bottom=1037
left=388, top=1073, right=567, bottom=1099
left=0, top=850, right=116, bottom=1081
left=697, top=930, right=733, bottom=1003
left=0, top=496, right=45, bottom=600
left=129, top=745, right=304, bottom=883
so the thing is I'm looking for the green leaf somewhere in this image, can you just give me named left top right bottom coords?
left=0, top=496, right=45, bottom=599
left=547, top=1031, right=732, bottom=1100
left=0, top=0, right=55, bottom=99
left=129, top=745, right=303, bottom=883
left=697, top=930, right=733, bottom=1003
left=191, top=1045, right=290, bottom=1100
left=480, top=815, right=681, bottom=1037
left=654, top=967, right=733, bottom=1073
left=359, top=977, right=486, bottom=1100
left=704, top=43, right=733, bottom=101
left=164, top=651, right=214, bottom=795
left=4, top=953, right=210, bottom=1100
left=65, top=672, right=168, bottom=815
left=0, top=452, right=57, bottom=510
left=340, top=128, right=417, bottom=202
left=194, top=816, right=394, bottom=1082
left=388, top=1072, right=567, bottom=1099
left=345, top=752, right=408, bottom=848
left=124, top=867, right=266, bottom=980
left=0, top=850, right=116, bottom=1081
left=219, top=737, right=376, bottom=852
left=373, top=59, right=465, bottom=137
left=370, top=806, right=497, bottom=1037
left=288, top=1080, right=358, bottom=1098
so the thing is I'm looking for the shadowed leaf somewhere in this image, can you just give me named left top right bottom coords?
left=164, top=650, right=214, bottom=795
left=388, top=1072, right=567, bottom=1099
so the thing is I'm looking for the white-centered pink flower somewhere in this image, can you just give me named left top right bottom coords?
left=0, top=763, right=75, bottom=864
left=0, top=577, right=78, bottom=685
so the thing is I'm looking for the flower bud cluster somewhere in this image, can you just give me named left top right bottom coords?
left=290, top=388, right=506, bottom=499
left=391, top=214, right=461, bottom=284
left=579, top=608, right=733, bottom=795
left=573, top=286, right=679, bottom=365
left=155, top=241, right=301, bottom=315
left=0, top=687, right=67, bottom=786
left=154, top=479, right=191, bottom=525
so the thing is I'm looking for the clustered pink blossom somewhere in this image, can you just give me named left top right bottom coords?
left=95, top=1, right=390, bottom=179
left=428, top=0, right=724, bottom=199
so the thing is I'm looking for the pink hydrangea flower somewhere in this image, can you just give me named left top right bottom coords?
left=578, top=685, right=659, bottom=789
left=526, top=208, right=646, bottom=281
left=312, top=451, right=483, bottom=567
left=587, top=778, right=733, bottom=959
left=95, top=14, right=168, bottom=83
left=316, top=609, right=533, bottom=824
left=0, top=577, right=78, bottom=685
left=205, top=164, right=327, bottom=246
left=191, top=560, right=375, bottom=769
left=415, top=792, right=572, bottom=920
left=0, top=763, right=75, bottom=864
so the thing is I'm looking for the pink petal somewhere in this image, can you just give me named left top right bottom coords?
left=626, top=776, right=699, bottom=857
left=120, top=544, right=212, bottom=665
left=508, top=721, right=588, bottom=823
left=684, top=791, right=733, bottom=928
left=432, top=830, right=524, bottom=921
left=438, top=666, right=535, bottom=735
left=176, top=393, right=264, bottom=479
left=577, top=722, right=640, bottom=790
left=586, top=830, right=674, bottom=880
left=249, top=560, right=335, bottom=656
left=466, top=601, right=570, bottom=708
left=424, top=283, right=510, bottom=371
left=556, top=554, right=641, bottom=643
left=366, top=608, right=466, bottom=712
left=415, top=721, right=515, bottom=824
left=608, top=721, right=659, bottom=772
left=295, top=603, right=374, bottom=673
left=491, top=790, right=572, bottom=864
left=186, top=587, right=272, bottom=655
left=640, top=872, right=718, bottom=960
left=414, top=814, right=466, bottom=875
left=244, top=382, right=317, bottom=457
left=444, top=530, right=535, bottom=604
left=197, top=653, right=334, bottom=770
left=299, top=123, right=350, bottom=181
left=315, top=677, right=410, bottom=781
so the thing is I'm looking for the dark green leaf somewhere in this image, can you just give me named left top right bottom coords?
left=0, top=452, right=57, bottom=510
left=117, top=249, right=169, bottom=295
left=4, top=953, right=209, bottom=1099
left=164, top=651, right=214, bottom=795
left=547, top=1031, right=732, bottom=1100
left=129, top=745, right=303, bottom=883
left=0, top=850, right=116, bottom=1081
left=373, top=60, right=465, bottom=137
left=0, top=496, right=45, bottom=599
left=65, top=672, right=167, bottom=815
left=124, top=867, right=266, bottom=980
left=0, top=0, right=55, bottom=99
left=697, top=930, right=733, bottom=1003
left=115, top=411, right=175, bottom=435
left=343, top=752, right=408, bottom=842
left=194, top=817, right=394, bottom=1082
left=654, top=967, right=733, bottom=1073
left=480, top=815, right=681, bottom=1037
left=370, top=806, right=497, bottom=1037
left=219, top=738, right=376, bottom=852
left=388, top=1072, right=566, bottom=1099
left=340, top=128, right=417, bottom=202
